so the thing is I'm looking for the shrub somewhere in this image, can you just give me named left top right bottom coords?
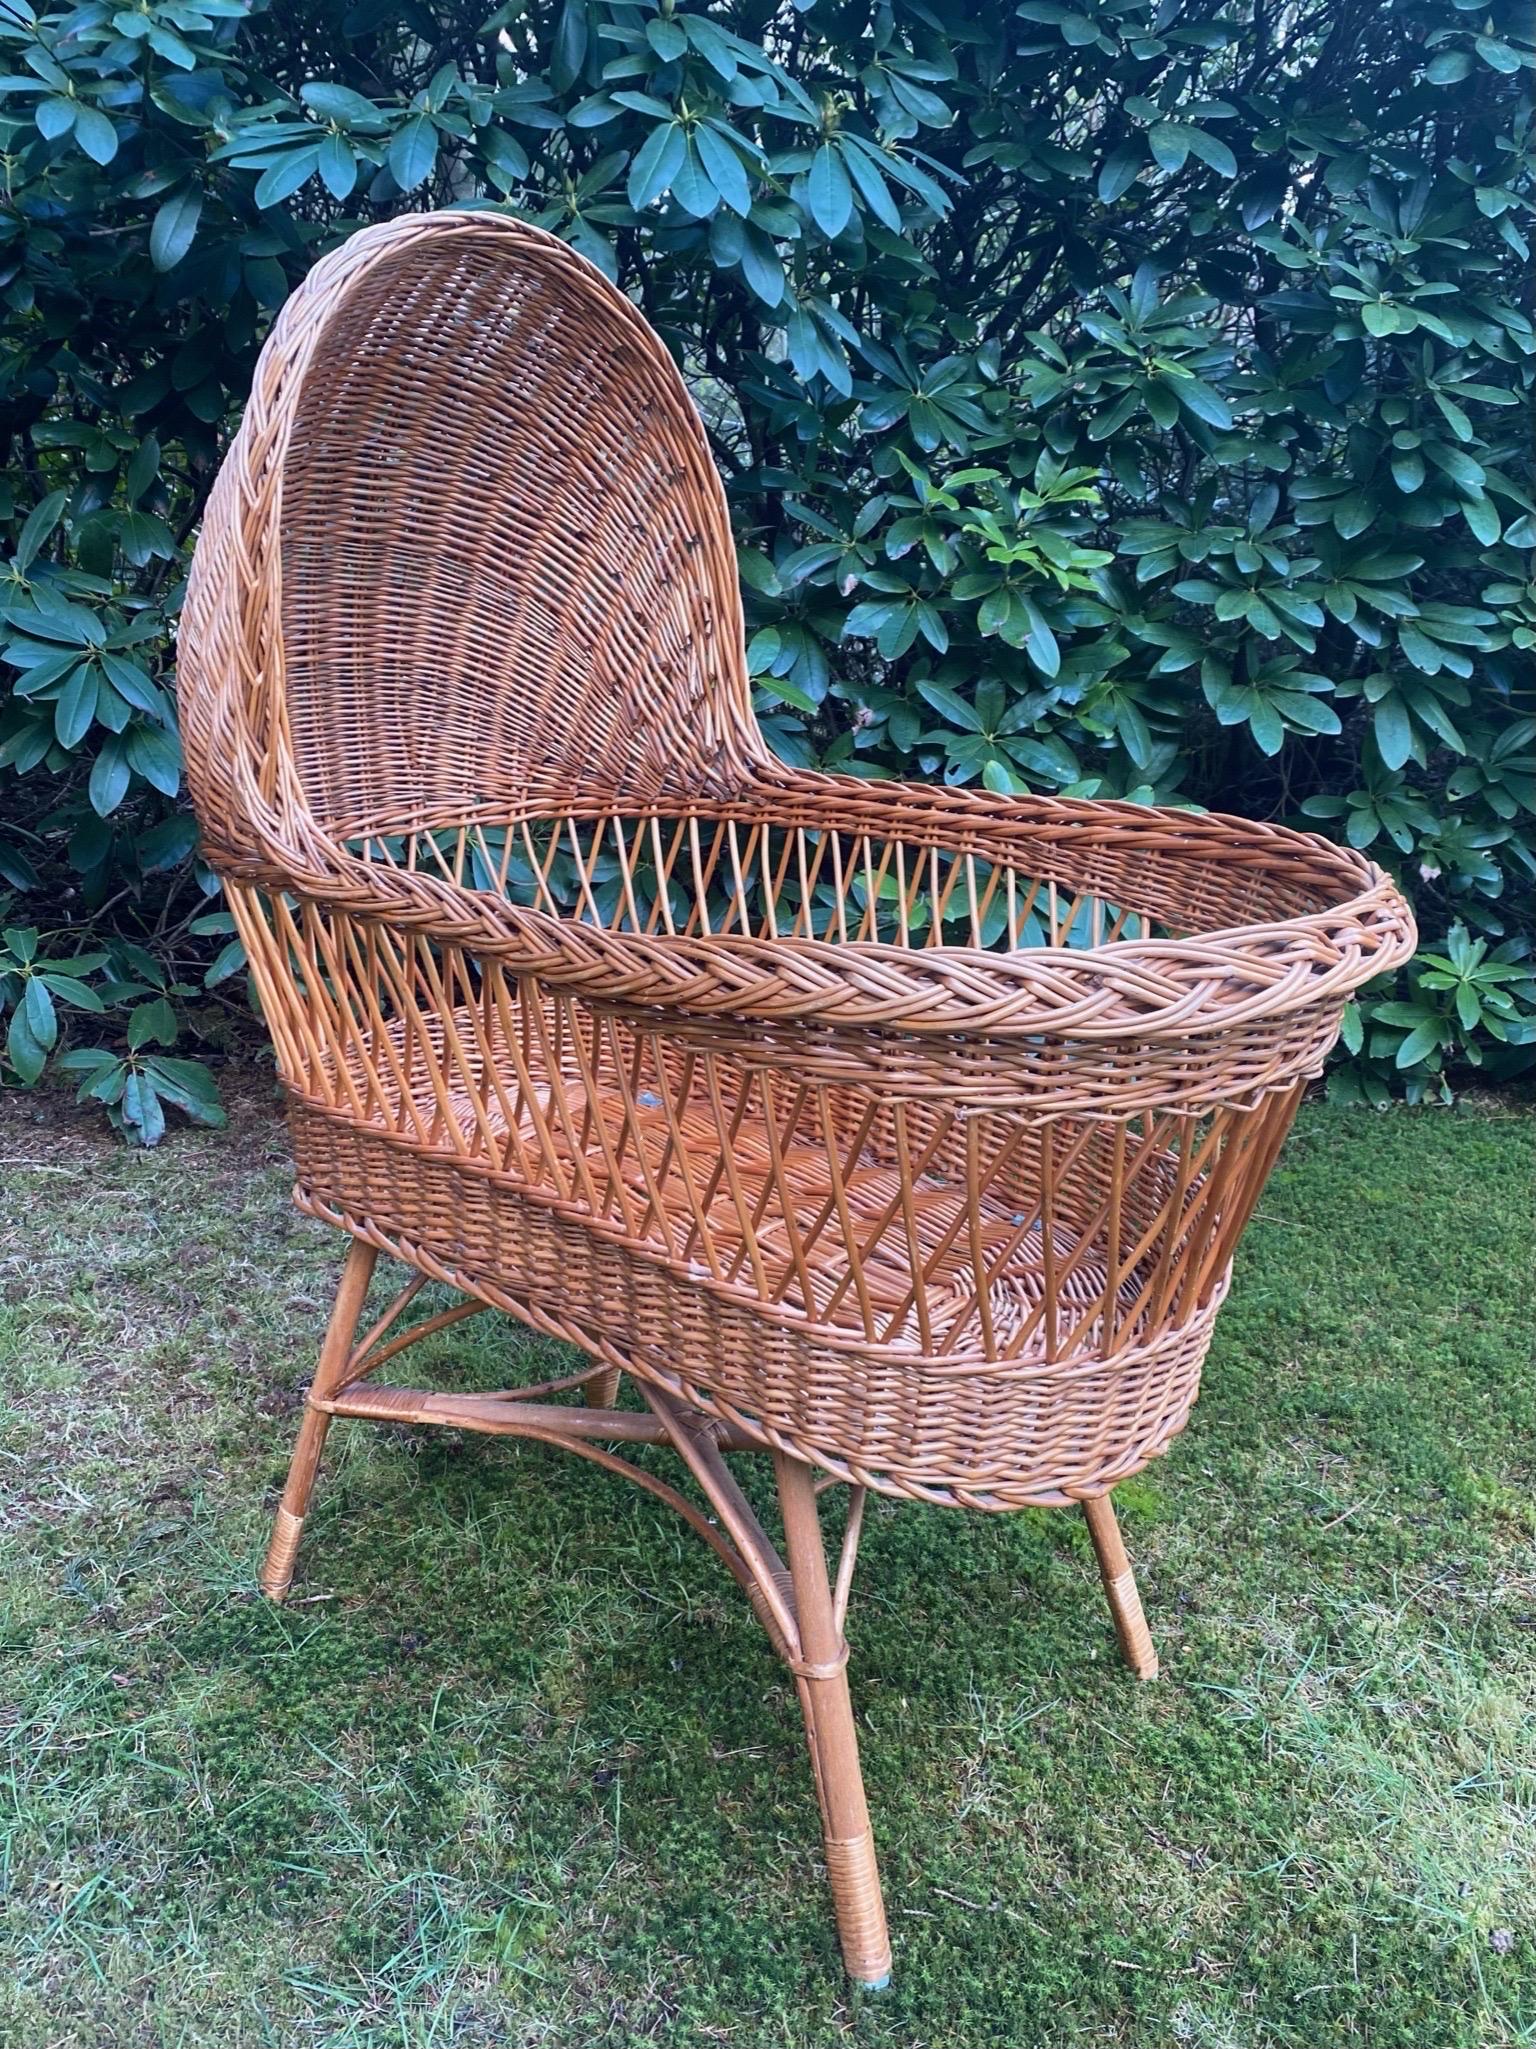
left=1, top=0, right=1532, bottom=1132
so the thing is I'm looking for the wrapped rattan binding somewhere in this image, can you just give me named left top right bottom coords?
left=178, top=209, right=1416, bottom=1983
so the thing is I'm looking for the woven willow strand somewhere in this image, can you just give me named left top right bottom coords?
left=178, top=209, right=1416, bottom=1986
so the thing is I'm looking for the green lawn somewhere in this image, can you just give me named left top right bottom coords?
left=2, top=1087, right=1532, bottom=2047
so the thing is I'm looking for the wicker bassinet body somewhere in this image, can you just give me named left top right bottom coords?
left=178, top=210, right=1415, bottom=1983
left=180, top=211, right=1413, bottom=1514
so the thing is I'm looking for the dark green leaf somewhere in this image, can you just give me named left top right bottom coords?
left=142, top=1056, right=225, bottom=1123
left=1018, top=598, right=1060, bottom=677
left=1148, top=122, right=1192, bottom=173
left=54, top=663, right=97, bottom=749
left=5, top=1004, right=47, bottom=1084
left=1098, top=145, right=1142, bottom=203
left=646, top=18, right=687, bottom=61
left=318, top=132, right=358, bottom=200
left=16, top=491, right=68, bottom=572
left=128, top=996, right=178, bottom=1050
left=36, top=96, right=74, bottom=140
left=1425, top=50, right=1472, bottom=83
left=125, top=724, right=182, bottom=797
left=1373, top=693, right=1413, bottom=770
left=1185, top=128, right=1238, bottom=178
left=151, top=188, right=202, bottom=272
left=1395, top=1020, right=1443, bottom=1068
left=842, top=141, right=903, bottom=233
left=1174, top=378, right=1233, bottom=429
left=550, top=0, right=588, bottom=91
left=72, top=104, right=117, bottom=164
left=89, top=737, right=130, bottom=816
left=1426, top=442, right=1485, bottom=493
left=627, top=120, right=686, bottom=209
left=122, top=1069, right=167, bottom=1145
left=22, top=972, right=56, bottom=1050
left=916, top=679, right=983, bottom=732
left=807, top=143, right=853, bottom=240
left=254, top=146, right=319, bottom=207
left=1248, top=699, right=1285, bottom=754
left=1474, top=35, right=1521, bottom=74
left=694, top=123, right=752, bottom=217
left=738, top=226, right=785, bottom=307
left=672, top=138, right=718, bottom=218
left=301, top=81, right=381, bottom=125
left=388, top=115, right=437, bottom=193
left=1461, top=496, right=1501, bottom=546
left=1391, top=449, right=1425, bottom=494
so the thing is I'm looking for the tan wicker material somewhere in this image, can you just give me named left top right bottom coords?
left=178, top=210, right=1416, bottom=1984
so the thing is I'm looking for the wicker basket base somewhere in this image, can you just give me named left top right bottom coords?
left=290, top=1101, right=1220, bottom=1510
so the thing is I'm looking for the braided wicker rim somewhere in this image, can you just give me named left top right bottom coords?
left=204, top=795, right=1411, bottom=1046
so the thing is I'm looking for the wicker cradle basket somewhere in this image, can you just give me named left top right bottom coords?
left=178, top=210, right=1415, bottom=1983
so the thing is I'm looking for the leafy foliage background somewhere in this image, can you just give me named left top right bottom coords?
left=1, top=0, right=1532, bottom=1135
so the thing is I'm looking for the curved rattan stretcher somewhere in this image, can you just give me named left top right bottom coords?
left=179, top=210, right=1415, bottom=1984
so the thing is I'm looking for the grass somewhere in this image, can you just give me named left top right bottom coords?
left=1, top=1082, right=1532, bottom=2048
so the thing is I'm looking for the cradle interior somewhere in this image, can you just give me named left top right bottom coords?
left=281, top=952, right=1273, bottom=1376
left=345, top=802, right=1343, bottom=956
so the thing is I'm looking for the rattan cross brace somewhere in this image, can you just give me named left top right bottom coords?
left=266, top=1229, right=1003, bottom=1983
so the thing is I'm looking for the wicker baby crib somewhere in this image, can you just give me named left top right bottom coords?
left=179, top=210, right=1415, bottom=1985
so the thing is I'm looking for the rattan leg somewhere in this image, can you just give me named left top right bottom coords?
left=775, top=1453, right=892, bottom=1988
left=1082, top=1492, right=1159, bottom=1681
left=260, top=1238, right=378, bottom=1601
left=581, top=1364, right=622, bottom=1409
